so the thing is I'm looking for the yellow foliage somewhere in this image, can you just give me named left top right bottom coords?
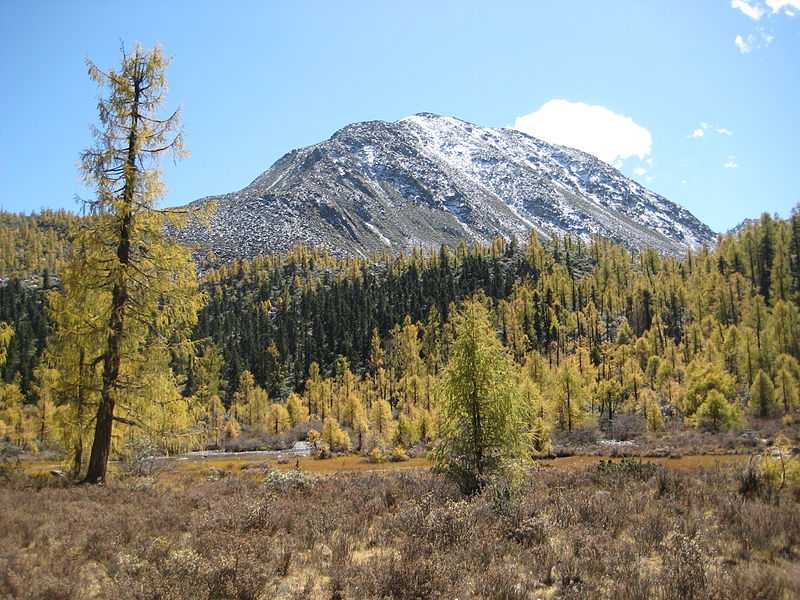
left=223, top=417, right=241, bottom=440
left=266, top=403, right=291, bottom=435
left=321, top=417, right=351, bottom=453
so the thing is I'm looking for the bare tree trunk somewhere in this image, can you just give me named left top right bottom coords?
left=83, top=276, right=127, bottom=483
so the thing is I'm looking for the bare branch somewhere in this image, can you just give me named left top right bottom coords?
left=113, top=415, right=142, bottom=427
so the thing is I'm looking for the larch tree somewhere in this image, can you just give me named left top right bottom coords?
left=774, top=354, right=800, bottom=414
left=266, top=403, right=291, bottom=435
left=304, top=362, right=324, bottom=418
left=683, top=359, right=734, bottom=416
left=285, top=392, right=309, bottom=427
left=432, top=296, right=526, bottom=495
left=132, top=339, right=204, bottom=455
left=321, top=416, right=352, bottom=453
left=0, top=324, right=14, bottom=441
left=520, top=376, right=551, bottom=454
left=43, top=271, right=105, bottom=476
left=642, top=388, right=664, bottom=433
left=0, top=377, right=29, bottom=447
left=394, top=412, right=419, bottom=447
left=0, top=322, right=12, bottom=368
left=370, top=398, right=395, bottom=442
left=553, top=357, right=588, bottom=433
left=689, top=389, right=741, bottom=433
left=597, top=378, right=625, bottom=424
left=190, top=343, right=226, bottom=445
left=748, top=369, right=779, bottom=418
left=232, top=370, right=268, bottom=429
left=1, top=325, right=20, bottom=444
left=352, top=407, right=370, bottom=451
left=55, top=43, right=205, bottom=483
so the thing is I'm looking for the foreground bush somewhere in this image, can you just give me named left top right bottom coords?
left=0, top=462, right=798, bottom=599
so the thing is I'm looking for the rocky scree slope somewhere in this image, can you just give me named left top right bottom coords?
left=175, top=113, right=715, bottom=259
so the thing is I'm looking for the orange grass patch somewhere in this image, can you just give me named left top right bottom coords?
left=172, top=454, right=431, bottom=474
left=20, top=451, right=750, bottom=481
left=279, top=455, right=431, bottom=474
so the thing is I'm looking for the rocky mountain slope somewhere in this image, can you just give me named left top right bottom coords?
left=175, top=113, right=715, bottom=259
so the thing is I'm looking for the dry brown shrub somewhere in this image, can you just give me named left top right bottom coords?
left=0, top=458, right=798, bottom=600
left=659, top=532, right=707, bottom=600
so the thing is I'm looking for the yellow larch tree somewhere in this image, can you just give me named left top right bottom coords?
left=52, top=44, right=206, bottom=483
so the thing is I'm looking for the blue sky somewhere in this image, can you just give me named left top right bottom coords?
left=0, top=0, right=798, bottom=232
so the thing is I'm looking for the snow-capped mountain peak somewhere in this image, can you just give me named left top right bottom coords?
left=176, top=113, right=714, bottom=260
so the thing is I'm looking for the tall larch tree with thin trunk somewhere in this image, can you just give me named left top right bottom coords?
left=432, top=295, right=526, bottom=495
left=53, top=43, right=205, bottom=483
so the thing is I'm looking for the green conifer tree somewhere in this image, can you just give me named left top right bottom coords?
left=432, top=296, right=526, bottom=495
left=748, top=369, right=779, bottom=418
left=689, top=389, right=742, bottom=432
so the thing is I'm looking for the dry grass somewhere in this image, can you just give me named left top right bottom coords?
left=1, top=458, right=798, bottom=600
left=552, top=417, right=798, bottom=458
left=21, top=452, right=751, bottom=483
left=537, top=453, right=749, bottom=472
left=20, top=453, right=431, bottom=479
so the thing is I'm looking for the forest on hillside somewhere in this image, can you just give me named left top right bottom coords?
left=3, top=207, right=800, bottom=599
left=1, top=206, right=799, bottom=476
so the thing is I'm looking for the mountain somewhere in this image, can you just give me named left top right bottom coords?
left=175, top=113, right=715, bottom=259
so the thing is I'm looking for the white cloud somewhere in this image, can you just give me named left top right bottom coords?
left=689, top=122, right=735, bottom=138
left=732, top=1, right=795, bottom=50
left=732, top=0, right=765, bottom=19
left=735, top=33, right=755, bottom=52
left=724, top=160, right=739, bottom=168
left=633, top=167, right=647, bottom=176
left=766, top=0, right=800, bottom=14
left=689, top=123, right=734, bottom=138
left=733, top=0, right=800, bottom=17
left=735, top=30, right=774, bottom=52
left=513, top=100, right=652, bottom=163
